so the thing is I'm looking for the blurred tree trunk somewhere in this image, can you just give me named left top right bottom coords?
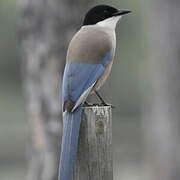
left=19, top=0, right=95, bottom=180
left=143, top=0, right=180, bottom=179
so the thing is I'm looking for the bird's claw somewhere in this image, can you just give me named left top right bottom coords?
left=83, top=102, right=115, bottom=108
left=100, top=103, right=115, bottom=108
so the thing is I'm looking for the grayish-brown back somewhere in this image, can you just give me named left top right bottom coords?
left=66, top=26, right=116, bottom=64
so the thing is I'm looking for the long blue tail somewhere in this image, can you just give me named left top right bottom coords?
left=58, top=106, right=82, bottom=180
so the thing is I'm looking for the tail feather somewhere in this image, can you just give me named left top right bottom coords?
left=58, top=107, right=82, bottom=180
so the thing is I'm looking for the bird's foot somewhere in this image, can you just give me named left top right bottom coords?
left=83, top=101, right=115, bottom=108
left=100, top=102, right=115, bottom=108
left=83, top=101, right=93, bottom=107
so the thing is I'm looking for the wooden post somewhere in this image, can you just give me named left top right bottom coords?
left=74, top=105, right=113, bottom=180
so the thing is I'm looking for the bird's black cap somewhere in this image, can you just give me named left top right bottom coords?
left=83, top=5, right=131, bottom=26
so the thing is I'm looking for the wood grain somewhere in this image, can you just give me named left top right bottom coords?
left=74, top=106, right=113, bottom=180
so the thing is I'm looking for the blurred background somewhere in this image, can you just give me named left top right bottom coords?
left=1, top=0, right=180, bottom=179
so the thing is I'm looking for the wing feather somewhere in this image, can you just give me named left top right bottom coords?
left=62, top=51, right=113, bottom=112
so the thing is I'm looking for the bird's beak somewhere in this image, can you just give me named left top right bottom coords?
left=113, top=10, right=131, bottom=16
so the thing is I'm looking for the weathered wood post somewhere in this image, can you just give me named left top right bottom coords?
left=74, top=105, right=113, bottom=180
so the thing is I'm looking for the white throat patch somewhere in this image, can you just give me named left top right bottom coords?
left=97, top=16, right=122, bottom=30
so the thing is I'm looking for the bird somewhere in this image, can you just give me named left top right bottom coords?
left=58, top=4, right=131, bottom=180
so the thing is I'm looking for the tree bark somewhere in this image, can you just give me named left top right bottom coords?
left=19, top=0, right=95, bottom=180
left=143, top=0, right=180, bottom=179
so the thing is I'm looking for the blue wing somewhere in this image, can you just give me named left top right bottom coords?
left=62, top=51, right=112, bottom=111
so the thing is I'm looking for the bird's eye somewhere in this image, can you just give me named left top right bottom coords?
left=103, top=10, right=108, bottom=14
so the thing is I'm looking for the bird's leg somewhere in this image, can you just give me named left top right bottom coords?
left=83, top=101, right=92, bottom=107
left=94, top=90, right=108, bottom=106
left=94, top=90, right=115, bottom=108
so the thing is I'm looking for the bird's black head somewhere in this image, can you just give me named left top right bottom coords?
left=83, top=5, right=131, bottom=26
